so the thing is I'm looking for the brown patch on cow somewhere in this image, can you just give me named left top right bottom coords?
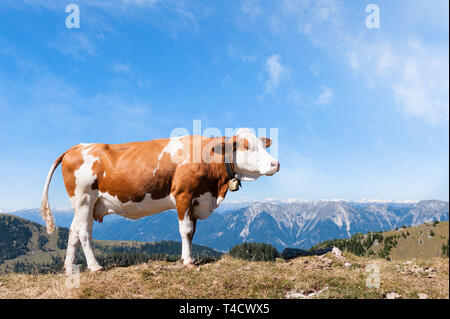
left=61, top=145, right=85, bottom=198
left=60, top=136, right=235, bottom=223
left=86, top=140, right=174, bottom=203
left=260, top=137, right=272, bottom=148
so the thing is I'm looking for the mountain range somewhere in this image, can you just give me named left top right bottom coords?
left=4, top=199, right=448, bottom=251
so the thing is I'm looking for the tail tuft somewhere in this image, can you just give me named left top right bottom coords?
left=40, top=153, right=65, bottom=234
left=40, top=199, right=56, bottom=234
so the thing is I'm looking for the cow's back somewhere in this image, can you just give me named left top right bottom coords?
left=61, top=139, right=182, bottom=220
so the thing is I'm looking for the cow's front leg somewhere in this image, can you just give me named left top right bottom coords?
left=179, top=217, right=197, bottom=266
left=176, top=195, right=197, bottom=267
left=179, top=212, right=197, bottom=267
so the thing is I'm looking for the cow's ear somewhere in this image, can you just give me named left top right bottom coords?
left=229, top=136, right=242, bottom=152
left=259, top=137, right=272, bottom=148
left=210, top=137, right=237, bottom=155
left=225, top=136, right=238, bottom=153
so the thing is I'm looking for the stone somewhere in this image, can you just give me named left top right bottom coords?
left=386, top=292, right=401, bottom=299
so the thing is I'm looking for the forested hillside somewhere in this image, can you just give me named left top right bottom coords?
left=0, top=214, right=221, bottom=274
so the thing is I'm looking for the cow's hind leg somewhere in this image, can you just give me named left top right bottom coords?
left=64, top=219, right=81, bottom=275
left=76, top=200, right=103, bottom=272
left=66, top=194, right=102, bottom=274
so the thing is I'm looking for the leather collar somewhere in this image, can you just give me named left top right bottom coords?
left=225, top=161, right=236, bottom=180
left=224, top=153, right=241, bottom=191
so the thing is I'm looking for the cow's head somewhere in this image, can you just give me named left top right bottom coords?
left=227, top=128, right=280, bottom=181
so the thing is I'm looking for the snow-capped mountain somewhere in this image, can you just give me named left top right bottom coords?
left=4, top=199, right=448, bottom=251
left=208, top=199, right=448, bottom=250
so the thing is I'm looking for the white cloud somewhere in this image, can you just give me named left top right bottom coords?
left=277, top=0, right=342, bottom=41
left=315, top=86, right=334, bottom=106
left=221, top=73, right=234, bottom=88
left=50, top=32, right=97, bottom=60
left=400, top=0, right=449, bottom=33
left=347, top=40, right=449, bottom=126
left=375, top=45, right=397, bottom=77
left=392, top=45, right=449, bottom=126
left=262, top=54, right=287, bottom=96
left=111, top=61, right=131, bottom=74
left=289, top=86, right=334, bottom=108
left=345, top=42, right=402, bottom=90
left=244, top=1, right=448, bottom=125
left=266, top=55, right=283, bottom=85
left=0, top=69, right=159, bottom=140
left=122, top=0, right=160, bottom=6
left=227, top=45, right=258, bottom=63
left=310, top=62, right=320, bottom=76
left=5, top=0, right=200, bottom=57
left=287, top=89, right=304, bottom=107
left=241, top=0, right=262, bottom=20
left=346, top=50, right=359, bottom=70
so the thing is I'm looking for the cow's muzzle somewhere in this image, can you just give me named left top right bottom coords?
left=266, top=161, right=280, bottom=176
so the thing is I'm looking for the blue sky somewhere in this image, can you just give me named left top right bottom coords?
left=0, top=0, right=448, bottom=210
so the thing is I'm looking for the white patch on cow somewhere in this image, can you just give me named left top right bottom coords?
left=192, top=192, right=218, bottom=220
left=70, top=145, right=99, bottom=208
left=177, top=158, right=190, bottom=167
left=169, top=193, right=176, bottom=206
left=158, top=136, right=184, bottom=161
left=179, top=210, right=193, bottom=236
left=179, top=209, right=194, bottom=264
left=217, top=196, right=225, bottom=207
left=153, top=136, right=187, bottom=173
left=95, top=191, right=176, bottom=220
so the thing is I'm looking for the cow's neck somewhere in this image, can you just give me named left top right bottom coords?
left=209, top=160, right=234, bottom=195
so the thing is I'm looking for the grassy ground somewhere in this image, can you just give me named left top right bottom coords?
left=382, top=221, right=448, bottom=260
left=0, top=252, right=448, bottom=299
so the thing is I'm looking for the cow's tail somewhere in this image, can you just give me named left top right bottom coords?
left=40, top=152, right=66, bottom=234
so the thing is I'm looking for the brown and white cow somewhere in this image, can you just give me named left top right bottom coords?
left=40, top=128, right=280, bottom=274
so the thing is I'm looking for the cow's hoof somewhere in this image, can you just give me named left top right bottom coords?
left=184, top=262, right=196, bottom=269
left=64, top=265, right=75, bottom=276
left=65, top=269, right=74, bottom=276
left=89, top=265, right=104, bottom=273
